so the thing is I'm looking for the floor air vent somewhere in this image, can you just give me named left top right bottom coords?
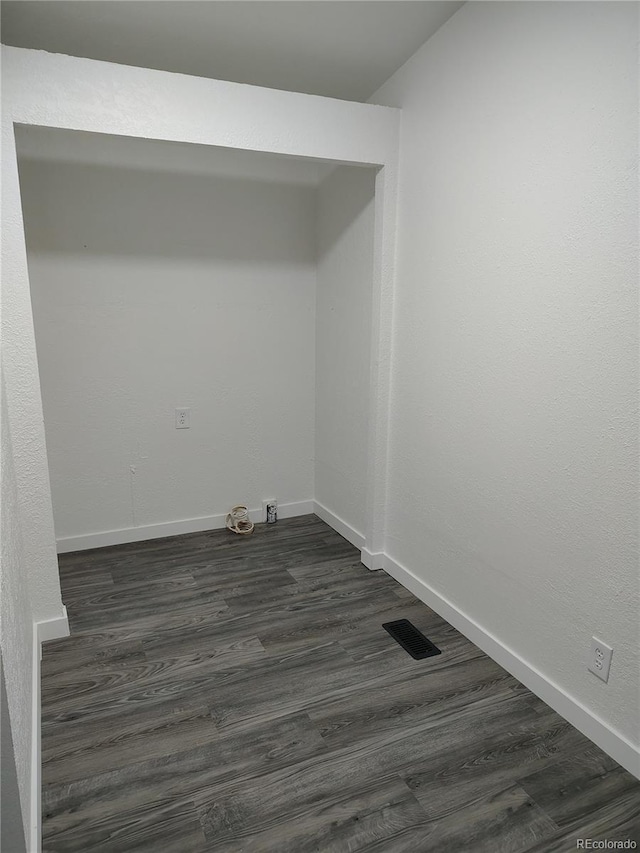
left=382, top=619, right=442, bottom=660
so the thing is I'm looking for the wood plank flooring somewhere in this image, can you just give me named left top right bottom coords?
left=41, top=515, right=640, bottom=852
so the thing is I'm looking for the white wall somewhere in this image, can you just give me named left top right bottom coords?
left=1, top=660, right=27, bottom=853
left=1, top=375, right=34, bottom=844
left=18, top=132, right=318, bottom=542
left=315, top=166, right=375, bottom=540
left=1, top=120, right=64, bottom=629
left=373, top=1, right=639, bottom=751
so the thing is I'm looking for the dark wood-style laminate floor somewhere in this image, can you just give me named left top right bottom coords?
left=42, top=515, right=640, bottom=852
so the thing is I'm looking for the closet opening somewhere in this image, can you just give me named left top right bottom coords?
left=15, top=126, right=380, bottom=559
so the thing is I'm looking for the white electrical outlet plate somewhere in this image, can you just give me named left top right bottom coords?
left=588, top=636, right=613, bottom=683
left=175, top=408, right=190, bottom=429
left=262, top=499, right=277, bottom=522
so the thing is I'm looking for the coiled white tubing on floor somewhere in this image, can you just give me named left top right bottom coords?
left=226, top=504, right=254, bottom=535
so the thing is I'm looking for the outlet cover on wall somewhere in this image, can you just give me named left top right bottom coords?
left=588, top=636, right=613, bottom=683
left=262, top=499, right=277, bottom=523
left=175, top=408, right=190, bottom=429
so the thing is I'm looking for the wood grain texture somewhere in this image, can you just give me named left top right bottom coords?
left=42, top=515, right=640, bottom=852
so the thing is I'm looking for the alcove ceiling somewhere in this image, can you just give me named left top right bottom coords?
left=1, top=1, right=464, bottom=102
left=15, top=126, right=331, bottom=187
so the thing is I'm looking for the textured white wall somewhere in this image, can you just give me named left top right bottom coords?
left=316, top=166, right=376, bottom=538
left=1, top=47, right=399, bottom=165
left=373, top=1, right=639, bottom=747
left=19, top=138, right=317, bottom=540
left=1, top=377, right=34, bottom=843
left=1, top=119, right=63, bottom=628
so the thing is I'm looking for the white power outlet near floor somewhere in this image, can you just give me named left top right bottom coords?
left=262, top=499, right=277, bottom=523
left=588, top=636, right=613, bottom=683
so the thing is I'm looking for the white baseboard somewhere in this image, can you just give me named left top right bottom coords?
left=36, top=606, right=69, bottom=647
left=30, top=624, right=41, bottom=853
left=273, top=500, right=315, bottom=521
left=313, top=501, right=365, bottom=550
left=382, top=552, right=640, bottom=781
left=56, top=501, right=315, bottom=553
left=360, top=547, right=385, bottom=571
left=30, top=608, right=71, bottom=852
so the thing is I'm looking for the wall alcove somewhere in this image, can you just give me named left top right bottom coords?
left=15, top=126, right=378, bottom=552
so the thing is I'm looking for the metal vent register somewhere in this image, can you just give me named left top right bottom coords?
left=382, top=619, right=442, bottom=660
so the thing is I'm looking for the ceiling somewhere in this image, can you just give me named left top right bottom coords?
left=1, top=1, right=463, bottom=102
